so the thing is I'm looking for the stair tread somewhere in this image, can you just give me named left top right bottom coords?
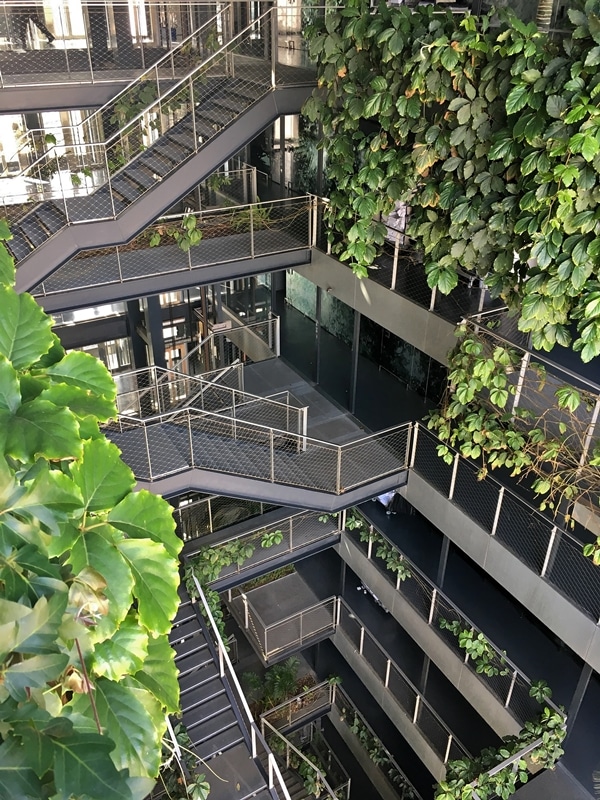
left=19, top=217, right=48, bottom=247
left=180, top=689, right=230, bottom=727
left=178, top=661, right=221, bottom=692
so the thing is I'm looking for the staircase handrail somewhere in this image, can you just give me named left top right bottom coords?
left=114, top=403, right=411, bottom=458
left=350, top=508, right=565, bottom=719
left=10, top=4, right=276, bottom=190
left=261, top=717, right=341, bottom=800
left=189, top=574, right=293, bottom=800
left=116, top=365, right=303, bottom=420
left=2, top=6, right=231, bottom=170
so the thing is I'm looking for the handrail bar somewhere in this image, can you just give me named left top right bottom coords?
left=115, top=404, right=412, bottom=457
left=260, top=680, right=332, bottom=723
left=189, top=574, right=293, bottom=800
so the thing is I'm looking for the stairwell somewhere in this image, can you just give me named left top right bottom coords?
left=6, top=9, right=314, bottom=293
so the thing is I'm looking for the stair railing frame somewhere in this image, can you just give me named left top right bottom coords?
left=189, top=575, right=294, bottom=800
left=261, top=717, right=342, bottom=800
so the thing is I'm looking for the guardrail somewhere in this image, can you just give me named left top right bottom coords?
left=228, top=587, right=338, bottom=660
left=337, top=598, right=470, bottom=766
left=333, top=685, right=423, bottom=800
left=201, top=510, right=341, bottom=584
left=260, top=680, right=334, bottom=733
left=411, top=423, right=600, bottom=622
left=346, top=508, right=564, bottom=725
left=188, top=575, right=293, bottom=800
left=31, top=197, right=315, bottom=298
left=261, top=717, right=344, bottom=800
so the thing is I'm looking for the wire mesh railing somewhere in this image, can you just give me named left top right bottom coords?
left=205, top=511, right=341, bottom=585
left=345, top=510, right=563, bottom=726
left=260, top=680, right=334, bottom=733
left=31, top=197, right=314, bottom=298
left=188, top=575, right=294, bottom=800
left=0, top=1, right=229, bottom=88
left=172, top=493, right=277, bottom=543
left=228, top=587, right=338, bottom=660
left=2, top=6, right=311, bottom=239
left=337, top=599, right=469, bottom=765
left=104, top=399, right=411, bottom=493
left=113, top=365, right=307, bottom=436
left=261, top=717, right=343, bottom=800
left=333, top=686, right=422, bottom=800
left=411, top=423, right=600, bottom=622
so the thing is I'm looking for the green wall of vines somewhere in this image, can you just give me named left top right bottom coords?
left=304, top=0, right=600, bottom=361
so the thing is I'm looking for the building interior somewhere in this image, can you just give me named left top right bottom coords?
left=1, top=1, right=599, bottom=799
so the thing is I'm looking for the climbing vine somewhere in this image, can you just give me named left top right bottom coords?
left=304, top=0, right=600, bottom=361
left=0, top=221, right=182, bottom=798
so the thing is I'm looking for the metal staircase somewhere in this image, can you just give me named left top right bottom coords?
left=4, top=6, right=314, bottom=293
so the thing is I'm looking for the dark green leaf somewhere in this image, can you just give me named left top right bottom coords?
left=51, top=732, right=133, bottom=800
left=108, top=490, right=181, bottom=560
left=0, top=288, right=53, bottom=369
left=70, top=438, right=134, bottom=512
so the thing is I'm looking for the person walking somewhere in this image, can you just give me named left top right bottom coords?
left=12, top=4, right=54, bottom=49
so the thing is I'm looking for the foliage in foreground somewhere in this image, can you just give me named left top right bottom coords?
left=0, top=220, right=182, bottom=799
left=304, top=0, right=600, bottom=361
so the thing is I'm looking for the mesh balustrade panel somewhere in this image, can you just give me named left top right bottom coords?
left=432, top=604, right=466, bottom=661
left=340, top=426, right=409, bottom=492
left=175, top=499, right=211, bottom=540
left=301, top=600, right=336, bottom=639
left=448, top=737, right=468, bottom=762
left=415, top=702, right=450, bottom=761
left=187, top=412, right=269, bottom=480
left=480, top=664, right=515, bottom=709
left=397, top=571, right=431, bottom=619
left=548, top=532, right=600, bottom=619
left=395, top=254, right=433, bottom=310
left=339, top=604, right=362, bottom=650
left=413, top=429, right=453, bottom=497
left=233, top=399, right=301, bottom=434
left=468, top=310, right=530, bottom=350
left=433, top=272, right=486, bottom=324
left=253, top=199, right=310, bottom=256
left=387, top=663, right=417, bottom=716
left=494, top=493, right=550, bottom=574
left=451, top=458, right=499, bottom=533
left=509, top=678, right=543, bottom=724
left=361, top=633, right=389, bottom=682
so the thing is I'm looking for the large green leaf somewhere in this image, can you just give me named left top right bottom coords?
left=5, top=399, right=81, bottom=462
left=133, top=633, right=180, bottom=713
left=0, top=592, right=68, bottom=659
left=0, top=243, right=15, bottom=289
left=70, top=438, right=134, bottom=512
left=116, top=538, right=180, bottom=634
left=51, top=731, right=133, bottom=800
left=40, top=383, right=116, bottom=423
left=6, top=467, right=83, bottom=535
left=0, top=356, right=20, bottom=412
left=92, top=616, right=148, bottom=681
left=46, top=351, right=117, bottom=402
left=70, top=678, right=163, bottom=778
left=0, top=287, right=53, bottom=369
left=108, top=491, right=181, bottom=560
left=68, top=527, right=134, bottom=639
left=0, top=735, right=42, bottom=798
left=4, top=653, right=69, bottom=701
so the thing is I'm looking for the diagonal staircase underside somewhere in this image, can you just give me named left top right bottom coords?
left=12, top=68, right=313, bottom=294
left=105, top=416, right=410, bottom=511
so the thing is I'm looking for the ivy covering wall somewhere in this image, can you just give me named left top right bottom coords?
left=304, top=0, right=600, bottom=362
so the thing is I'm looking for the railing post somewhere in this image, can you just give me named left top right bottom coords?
left=410, top=422, right=419, bottom=468
left=412, top=694, right=420, bottom=724
left=190, top=77, right=198, bottom=150
left=540, top=526, right=558, bottom=578
left=270, top=6, right=276, bottom=87
left=504, top=669, right=518, bottom=709
left=367, top=527, right=373, bottom=559
left=448, top=452, right=459, bottom=500
left=511, top=352, right=530, bottom=413
left=242, top=593, right=249, bottom=629
left=311, top=194, right=318, bottom=247
left=270, top=429, right=275, bottom=482
left=580, top=398, right=600, bottom=466
left=359, top=626, right=364, bottom=655
left=490, top=487, right=504, bottom=536
left=391, top=230, right=400, bottom=291
left=218, top=640, right=225, bottom=678
left=444, top=734, right=453, bottom=764
left=103, top=147, right=117, bottom=218
left=336, top=447, right=342, bottom=494
left=428, top=589, right=437, bottom=625
left=250, top=204, right=255, bottom=258
left=143, top=424, right=151, bottom=479
left=385, top=659, right=391, bottom=688
left=429, top=286, right=437, bottom=312
left=274, top=315, right=281, bottom=357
